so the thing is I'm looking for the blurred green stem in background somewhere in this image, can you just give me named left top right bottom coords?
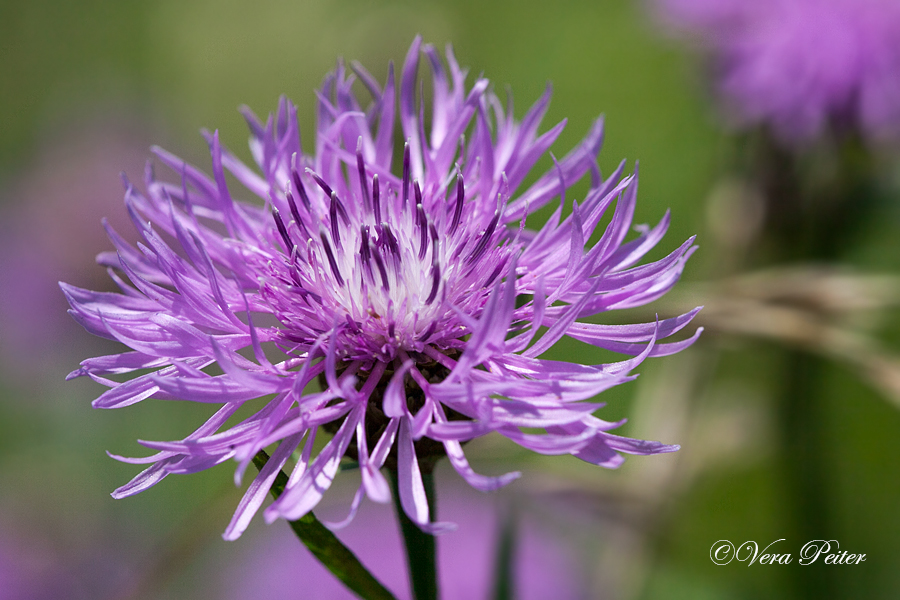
left=748, top=129, right=885, bottom=600
left=778, top=350, right=836, bottom=600
left=253, top=451, right=396, bottom=600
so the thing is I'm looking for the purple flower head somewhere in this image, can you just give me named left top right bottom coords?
left=63, top=37, right=700, bottom=539
left=656, top=0, right=900, bottom=143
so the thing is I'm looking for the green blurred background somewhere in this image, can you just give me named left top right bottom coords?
left=1, top=1, right=899, bottom=599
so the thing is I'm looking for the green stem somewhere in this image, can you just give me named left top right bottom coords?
left=491, top=506, right=517, bottom=600
left=389, top=469, right=439, bottom=600
left=253, top=451, right=396, bottom=600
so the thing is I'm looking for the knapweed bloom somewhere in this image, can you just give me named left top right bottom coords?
left=655, top=0, right=900, bottom=142
left=63, top=37, right=700, bottom=539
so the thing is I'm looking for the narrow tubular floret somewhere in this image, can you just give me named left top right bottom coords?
left=319, top=230, right=344, bottom=286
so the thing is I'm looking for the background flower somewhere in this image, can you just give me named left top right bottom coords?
left=655, top=0, right=900, bottom=143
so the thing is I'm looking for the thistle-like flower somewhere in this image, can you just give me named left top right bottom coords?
left=656, top=0, right=900, bottom=142
left=63, top=37, right=700, bottom=539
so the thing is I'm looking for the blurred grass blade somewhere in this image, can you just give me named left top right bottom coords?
left=254, top=451, right=396, bottom=600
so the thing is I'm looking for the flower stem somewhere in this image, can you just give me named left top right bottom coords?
left=253, top=451, right=396, bottom=600
left=389, top=469, right=439, bottom=600
left=491, top=506, right=517, bottom=600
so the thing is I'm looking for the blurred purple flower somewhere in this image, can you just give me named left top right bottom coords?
left=63, top=37, right=699, bottom=539
left=656, top=0, right=900, bottom=142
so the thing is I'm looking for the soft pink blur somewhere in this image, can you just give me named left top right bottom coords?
left=217, top=480, right=588, bottom=600
left=0, top=119, right=150, bottom=382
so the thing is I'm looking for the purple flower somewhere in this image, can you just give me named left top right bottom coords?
left=656, top=0, right=900, bottom=142
left=63, top=37, right=700, bottom=539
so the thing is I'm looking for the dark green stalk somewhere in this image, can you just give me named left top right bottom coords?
left=253, top=451, right=396, bottom=600
left=777, top=351, right=835, bottom=600
left=746, top=130, right=878, bottom=600
left=389, top=469, right=439, bottom=600
left=491, top=507, right=517, bottom=600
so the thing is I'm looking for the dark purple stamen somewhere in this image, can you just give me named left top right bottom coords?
left=467, top=210, right=500, bottom=264
left=319, top=231, right=344, bottom=286
left=285, top=191, right=311, bottom=240
left=273, top=208, right=293, bottom=251
left=402, top=142, right=411, bottom=206
left=360, top=226, right=374, bottom=282
left=309, top=169, right=334, bottom=200
left=360, top=225, right=371, bottom=263
left=331, top=190, right=351, bottom=226
left=372, top=174, right=382, bottom=223
left=380, top=224, right=401, bottom=260
left=369, top=241, right=390, bottom=291
left=282, top=331, right=312, bottom=344
left=291, top=169, right=311, bottom=209
left=289, top=265, right=305, bottom=287
left=289, top=266, right=319, bottom=303
left=304, top=288, right=323, bottom=304
left=330, top=192, right=342, bottom=249
left=388, top=322, right=396, bottom=338
left=451, top=236, right=466, bottom=261
left=356, top=140, right=370, bottom=209
left=429, top=223, right=439, bottom=251
left=418, top=320, right=437, bottom=341
left=416, top=203, right=428, bottom=260
left=449, top=173, right=465, bottom=235
left=413, top=179, right=423, bottom=207
left=425, top=263, right=441, bottom=304
left=426, top=226, right=441, bottom=304
left=345, top=313, right=361, bottom=333
left=484, top=258, right=506, bottom=288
